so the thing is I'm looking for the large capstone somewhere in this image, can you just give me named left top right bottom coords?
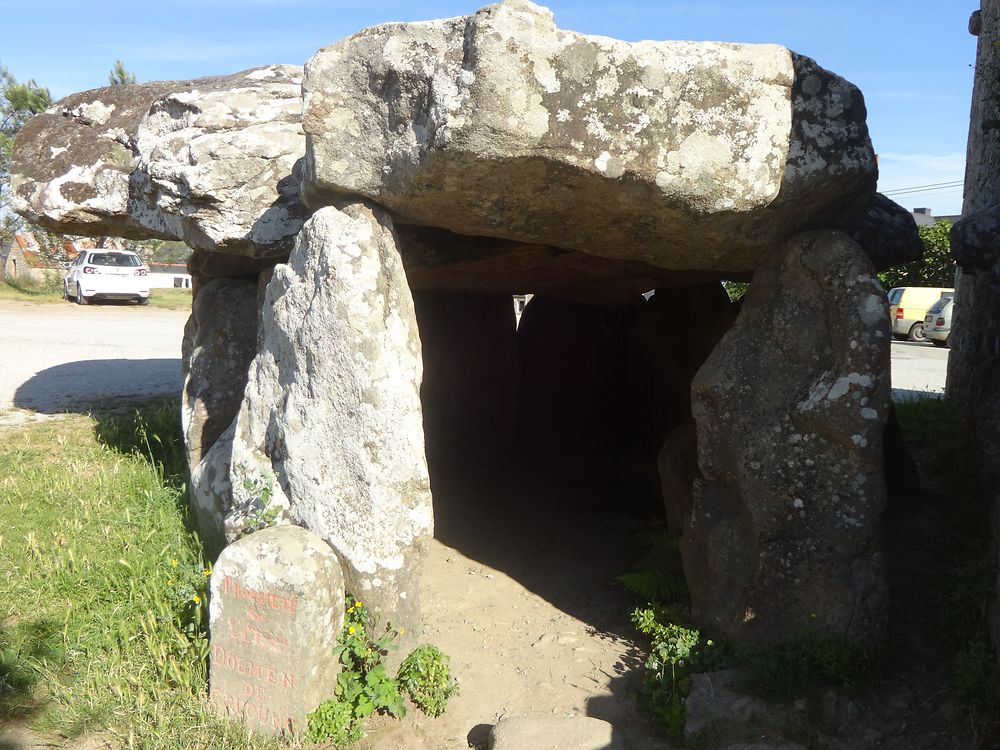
left=301, top=0, right=876, bottom=274
left=12, top=66, right=308, bottom=258
left=684, top=230, right=890, bottom=646
left=193, top=202, right=432, bottom=635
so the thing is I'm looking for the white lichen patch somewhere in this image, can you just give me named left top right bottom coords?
left=67, top=99, right=116, bottom=125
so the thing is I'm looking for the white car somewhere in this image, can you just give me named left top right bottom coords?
left=923, top=295, right=954, bottom=348
left=64, top=250, right=150, bottom=306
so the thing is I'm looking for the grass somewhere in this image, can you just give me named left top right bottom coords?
left=894, top=396, right=1000, bottom=742
left=0, top=279, right=192, bottom=310
left=0, top=399, right=287, bottom=749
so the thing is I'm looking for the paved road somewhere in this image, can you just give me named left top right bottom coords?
left=0, top=300, right=188, bottom=415
left=889, top=338, right=950, bottom=396
left=0, top=300, right=949, bottom=419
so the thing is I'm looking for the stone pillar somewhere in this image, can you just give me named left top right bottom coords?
left=182, top=277, right=259, bottom=470
left=515, top=296, right=632, bottom=467
left=192, top=202, right=432, bottom=638
left=628, top=283, right=738, bottom=450
left=684, top=231, right=890, bottom=646
left=947, top=0, right=1000, bottom=668
left=412, top=291, right=519, bottom=460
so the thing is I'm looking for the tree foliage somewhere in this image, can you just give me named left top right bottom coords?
left=108, top=60, right=137, bottom=86
left=1, top=66, right=51, bottom=242
left=878, top=220, right=956, bottom=290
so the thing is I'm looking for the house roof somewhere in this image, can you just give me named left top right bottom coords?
left=20, top=250, right=63, bottom=269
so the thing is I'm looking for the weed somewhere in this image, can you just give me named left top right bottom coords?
left=618, top=527, right=687, bottom=604
left=631, top=605, right=727, bottom=741
left=397, top=644, right=460, bottom=717
left=307, top=596, right=407, bottom=743
left=308, top=597, right=459, bottom=744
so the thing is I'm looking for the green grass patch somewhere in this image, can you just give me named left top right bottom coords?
left=0, top=277, right=63, bottom=303
left=148, top=287, right=193, bottom=311
left=895, top=396, right=1000, bottom=739
left=0, top=401, right=286, bottom=749
left=0, top=279, right=191, bottom=310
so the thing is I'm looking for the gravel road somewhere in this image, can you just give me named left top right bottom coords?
left=0, top=300, right=188, bottom=417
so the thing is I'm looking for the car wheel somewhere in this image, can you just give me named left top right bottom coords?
left=75, top=284, right=89, bottom=306
left=907, top=323, right=925, bottom=342
left=138, top=296, right=149, bottom=306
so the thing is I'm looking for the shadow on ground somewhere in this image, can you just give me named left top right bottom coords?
left=13, top=359, right=182, bottom=415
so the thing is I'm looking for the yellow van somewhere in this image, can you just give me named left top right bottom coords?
left=887, top=286, right=954, bottom=342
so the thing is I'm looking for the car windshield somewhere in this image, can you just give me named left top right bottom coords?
left=89, top=253, right=141, bottom=267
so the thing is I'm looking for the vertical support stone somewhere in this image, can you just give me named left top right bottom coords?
left=200, top=201, right=432, bottom=638
left=209, top=525, right=344, bottom=736
left=515, top=296, right=632, bottom=466
left=947, top=0, right=1000, bottom=669
left=412, top=291, right=519, bottom=460
left=684, top=231, right=890, bottom=646
left=182, top=277, right=259, bottom=470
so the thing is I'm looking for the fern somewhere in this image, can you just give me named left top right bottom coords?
left=618, top=527, right=688, bottom=604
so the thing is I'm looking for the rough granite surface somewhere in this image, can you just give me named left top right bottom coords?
left=684, top=231, right=890, bottom=646
left=301, top=0, right=876, bottom=272
left=12, top=66, right=308, bottom=257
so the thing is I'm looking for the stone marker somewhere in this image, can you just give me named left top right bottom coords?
left=209, top=525, right=344, bottom=735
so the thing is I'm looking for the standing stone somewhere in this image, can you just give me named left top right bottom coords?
left=413, top=291, right=520, bottom=460
left=515, top=295, right=631, bottom=466
left=182, top=277, right=259, bottom=470
left=628, top=283, right=737, bottom=451
left=194, top=201, right=432, bottom=637
left=948, top=0, right=1000, bottom=669
left=684, top=231, right=890, bottom=646
left=209, top=525, right=344, bottom=736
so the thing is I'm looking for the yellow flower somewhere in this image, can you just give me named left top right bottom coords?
left=170, top=558, right=179, bottom=568
left=203, top=568, right=211, bottom=578
left=355, top=600, right=362, bottom=608
left=167, top=579, right=174, bottom=587
left=348, top=625, right=356, bottom=635
left=192, top=594, right=201, bottom=605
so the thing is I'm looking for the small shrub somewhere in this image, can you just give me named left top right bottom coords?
left=397, top=644, right=459, bottom=717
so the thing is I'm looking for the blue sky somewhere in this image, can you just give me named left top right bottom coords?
left=1, top=0, right=976, bottom=216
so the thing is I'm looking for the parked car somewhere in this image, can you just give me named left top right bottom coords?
left=923, top=295, right=954, bottom=348
left=887, top=286, right=954, bottom=342
left=63, top=249, right=150, bottom=306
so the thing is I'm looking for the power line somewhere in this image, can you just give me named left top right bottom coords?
left=882, top=180, right=964, bottom=196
